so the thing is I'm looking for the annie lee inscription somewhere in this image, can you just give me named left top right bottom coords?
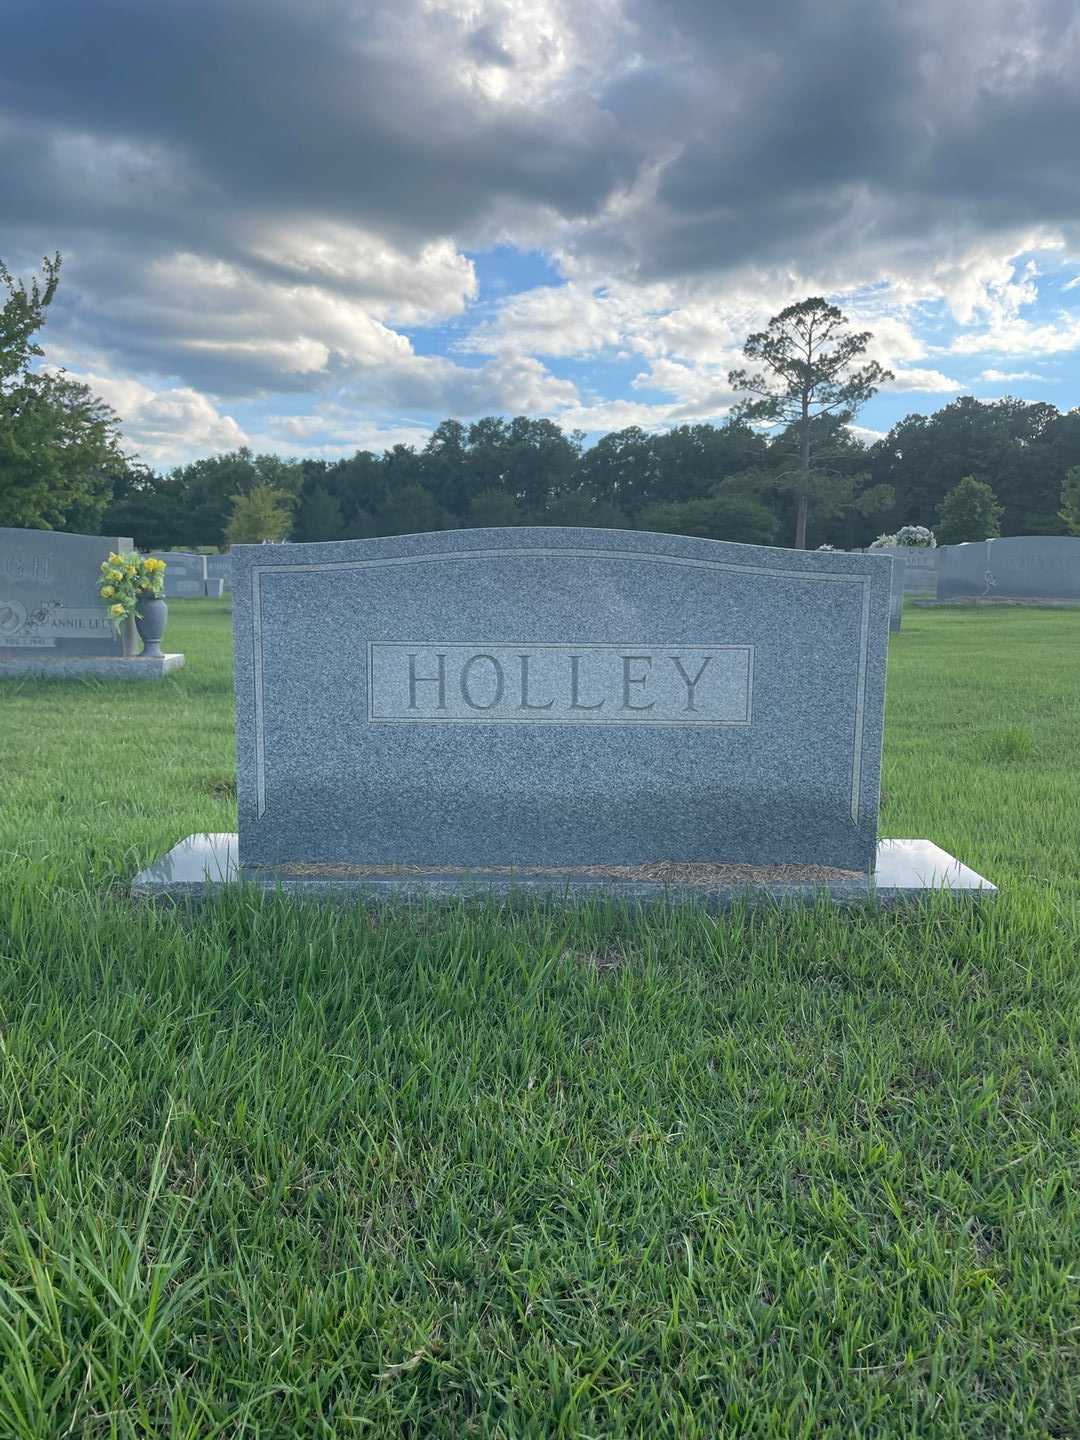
left=368, top=642, right=753, bottom=724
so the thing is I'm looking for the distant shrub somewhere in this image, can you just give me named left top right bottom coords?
left=869, top=533, right=898, bottom=548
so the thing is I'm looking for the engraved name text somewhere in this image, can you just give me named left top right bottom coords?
left=368, top=642, right=753, bottom=724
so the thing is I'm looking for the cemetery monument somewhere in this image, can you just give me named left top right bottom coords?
left=135, top=528, right=994, bottom=905
left=0, top=527, right=185, bottom=680
left=148, top=551, right=208, bottom=597
left=936, top=536, right=1080, bottom=603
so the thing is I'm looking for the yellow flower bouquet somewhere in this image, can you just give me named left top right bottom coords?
left=98, top=551, right=166, bottom=631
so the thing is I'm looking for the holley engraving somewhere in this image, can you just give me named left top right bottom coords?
left=368, top=642, right=754, bottom=724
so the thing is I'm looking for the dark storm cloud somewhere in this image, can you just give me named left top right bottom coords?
left=1, top=0, right=638, bottom=243
left=598, top=0, right=1080, bottom=278
left=3, top=0, right=1079, bottom=403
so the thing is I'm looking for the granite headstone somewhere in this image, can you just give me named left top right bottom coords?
left=983, top=536, right=1080, bottom=599
left=870, top=545, right=937, bottom=594
left=231, top=528, right=892, bottom=873
left=937, top=541, right=993, bottom=599
left=0, top=527, right=133, bottom=658
left=149, top=551, right=208, bottom=597
left=206, top=554, right=232, bottom=594
left=889, top=557, right=904, bottom=633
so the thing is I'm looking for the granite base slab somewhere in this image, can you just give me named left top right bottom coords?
left=0, top=653, right=185, bottom=680
left=132, top=835, right=997, bottom=908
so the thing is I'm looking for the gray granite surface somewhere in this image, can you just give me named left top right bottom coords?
left=983, top=536, right=1080, bottom=599
left=1, top=653, right=185, bottom=680
left=149, top=552, right=208, bottom=597
left=206, top=554, right=232, bottom=593
left=938, top=536, right=1080, bottom=600
left=867, top=546, right=938, bottom=595
left=0, top=527, right=134, bottom=658
left=132, top=834, right=997, bottom=908
left=889, top=557, right=903, bottom=632
left=232, top=528, right=892, bottom=871
left=937, top=540, right=994, bottom=599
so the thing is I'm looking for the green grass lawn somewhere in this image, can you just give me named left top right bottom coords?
left=1, top=599, right=1078, bottom=1437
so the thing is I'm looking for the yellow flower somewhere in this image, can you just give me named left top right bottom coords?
left=109, top=603, right=125, bottom=617
left=110, top=569, right=124, bottom=581
left=100, top=585, right=115, bottom=598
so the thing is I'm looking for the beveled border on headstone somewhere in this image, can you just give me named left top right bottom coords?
left=232, top=528, right=892, bottom=872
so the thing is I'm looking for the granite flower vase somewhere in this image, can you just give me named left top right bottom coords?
left=121, top=615, right=139, bottom=658
left=136, top=596, right=168, bottom=658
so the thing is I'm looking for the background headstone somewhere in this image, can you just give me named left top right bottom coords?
left=206, top=554, right=232, bottom=594
left=149, top=551, right=208, bottom=597
left=889, top=556, right=904, bottom=632
left=937, top=541, right=992, bottom=599
left=0, top=527, right=133, bottom=658
left=232, top=528, right=892, bottom=873
left=862, top=545, right=938, bottom=595
left=983, top=536, right=1080, bottom=599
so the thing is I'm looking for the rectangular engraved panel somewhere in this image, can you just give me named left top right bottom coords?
left=368, top=642, right=753, bottom=724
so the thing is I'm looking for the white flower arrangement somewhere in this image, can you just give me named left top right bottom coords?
left=894, top=525, right=936, bottom=548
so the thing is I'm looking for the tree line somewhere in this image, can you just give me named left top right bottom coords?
left=100, top=398, right=1080, bottom=551
left=4, top=256, right=1080, bottom=550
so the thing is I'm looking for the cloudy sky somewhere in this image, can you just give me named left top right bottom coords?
left=3, top=0, right=1079, bottom=468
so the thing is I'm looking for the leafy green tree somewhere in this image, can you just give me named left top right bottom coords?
left=100, top=463, right=191, bottom=549
left=343, top=508, right=378, bottom=540
left=375, top=482, right=450, bottom=536
left=423, top=419, right=473, bottom=515
left=720, top=416, right=888, bottom=548
left=575, top=419, right=769, bottom=516
left=166, top=449, right=301, bottom=547
left=647, top=423, right=770, bottom=509
left=576, top=426, right=658, bottom=512
left=542, top=493, right=626, bottom=528
left=292, top=485, right=345, bottom=542
left=0, top=253, right=125, bottom=530
left=324, top=450, right=388, bottom=532
left=504, top=416, right=583, bottom=512
left=1059, top=467, right=1080, bottom=536
left=225, top=485, right=294, bottom=544
left=466, top=488, right=526, bottom=527
left=729, top=298, right=892, bottom=548
left=936, top=476, right=1003, bottom=545
left=1, top=252, right=59, bottom=382
left=868, top=397, right=1080, bottom=541
left=637, top=496, right=779, bottom=545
